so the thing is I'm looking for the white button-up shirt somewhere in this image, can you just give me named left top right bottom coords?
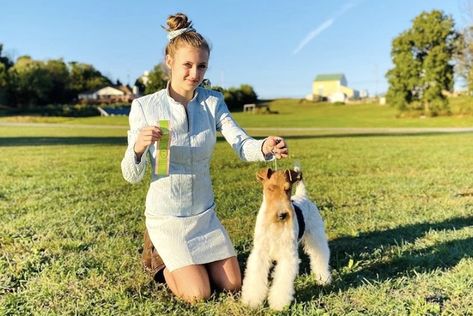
left=121, top=87, right=268, bottom=218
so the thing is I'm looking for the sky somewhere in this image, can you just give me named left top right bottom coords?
left=0, top=0, right=469, bottom=99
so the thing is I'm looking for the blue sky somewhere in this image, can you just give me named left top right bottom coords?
left=0, top=0, right=467, bottom=98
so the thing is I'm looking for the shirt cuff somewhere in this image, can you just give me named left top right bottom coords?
left=132, top=144, right=149, bottom=165
left=260, top=138, right=275, bottom=161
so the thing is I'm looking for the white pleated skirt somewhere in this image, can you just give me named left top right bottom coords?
left=145, top=207, right=236, bottom=272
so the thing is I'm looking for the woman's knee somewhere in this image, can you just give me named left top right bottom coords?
left=221, top=276, right=241, bottom=292
left=179, top=283, right=211, bottom=303
left=215, top=270, right=242, bottom=292
left=207, top=257, right=242, bottom=292
left=165, top=265, right=212, bottom=303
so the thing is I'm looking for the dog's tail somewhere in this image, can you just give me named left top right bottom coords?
left=293, top=165, right=308, bottom=198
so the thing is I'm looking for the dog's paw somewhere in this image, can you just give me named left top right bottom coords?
left=268, top=288, right=294, bottom=311
left=241, top=293, right=264, bottom=309
left=315, top=270, right=332, bottom=285
left=269, top=299, right=291, bottom=311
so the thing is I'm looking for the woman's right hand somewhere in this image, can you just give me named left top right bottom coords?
left=134, top=126, right=163, bottom=159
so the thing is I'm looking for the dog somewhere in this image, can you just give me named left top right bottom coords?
left=241, top=167, right=331, bottom=311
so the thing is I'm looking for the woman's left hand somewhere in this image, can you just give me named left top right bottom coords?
left=263, top=136, right=288, bottom=159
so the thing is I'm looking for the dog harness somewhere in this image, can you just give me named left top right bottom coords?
left=293, top=203, right=305, bottom=241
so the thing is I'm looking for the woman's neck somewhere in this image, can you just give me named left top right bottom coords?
left=168, top=84, right=194, bottom=106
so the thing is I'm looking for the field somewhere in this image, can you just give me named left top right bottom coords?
left=1, top=101, right=473, bottom=315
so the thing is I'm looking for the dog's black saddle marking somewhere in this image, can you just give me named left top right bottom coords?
left=293, top=203, right=305, bottom=240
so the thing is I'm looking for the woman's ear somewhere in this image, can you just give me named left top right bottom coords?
left=165, top=55, right=173, bottom=70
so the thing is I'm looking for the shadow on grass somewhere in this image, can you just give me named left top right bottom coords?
left=2, top=130, right=472, bottom=147
left=215, top=130, right=473, bottom=142
left=0, top=136, right=126, bottom=146
left=236, top=215, right=473, bottom=303
left=293, top=215, right=473, bottom=301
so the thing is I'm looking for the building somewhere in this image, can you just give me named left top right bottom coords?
left=312, top=73, right=359, bottom=102
left=78, top=85, right=134, bottom=104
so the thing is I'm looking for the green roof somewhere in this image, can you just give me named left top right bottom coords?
left=314, top=73, right=345, bottom=81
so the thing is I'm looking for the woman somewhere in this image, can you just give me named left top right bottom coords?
left=121, top=12, right=288, bottom=303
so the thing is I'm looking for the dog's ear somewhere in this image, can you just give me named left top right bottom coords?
left=256, top=168, right=273, bottom=182
left=285, top=169, right=302, bottom=183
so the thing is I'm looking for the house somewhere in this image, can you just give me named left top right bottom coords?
left=78, top=85, right=134, bottom=104
left=312, top=73, right=359, bottom=102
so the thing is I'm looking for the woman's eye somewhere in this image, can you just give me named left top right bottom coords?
left=199, top=65, right=207, bottom=69
left=184, top=63, right=192, bottom=68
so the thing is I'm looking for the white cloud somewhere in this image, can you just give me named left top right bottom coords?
left=293, top=1, right=361, bottom=55
left=293, top=19, right=334, bottom=55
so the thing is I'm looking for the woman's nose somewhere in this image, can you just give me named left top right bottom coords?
left=190, top=66, right=198, bottom=78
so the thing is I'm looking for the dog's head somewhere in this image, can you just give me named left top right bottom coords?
left=256, top=168, right=302, bottom=222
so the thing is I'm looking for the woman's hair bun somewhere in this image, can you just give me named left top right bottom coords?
left=166, top=13, right=193, bottom=32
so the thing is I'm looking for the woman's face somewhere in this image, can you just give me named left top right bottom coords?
left=166, top=45, right=209, bottom=96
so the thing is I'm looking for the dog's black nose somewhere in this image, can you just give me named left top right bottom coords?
left=277, top=212, right=288, bottom=221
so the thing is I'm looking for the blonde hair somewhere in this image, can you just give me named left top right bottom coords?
left=164, top=13, right=210, bottom=58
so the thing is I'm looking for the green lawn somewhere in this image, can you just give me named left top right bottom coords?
left=232, top=98, right=473, bottom=128
left=2, top=97, right=473, bottom=128
left=1, top=106, right=473, bottom=315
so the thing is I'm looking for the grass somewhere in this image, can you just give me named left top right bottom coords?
left=230, top=97, right=473, bottom=128
left=3, top=96, right=473, bottom=128
left=1, top=107, right=473, bottom=314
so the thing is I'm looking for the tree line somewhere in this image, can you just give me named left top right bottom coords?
left=386, top=9, right=473, bottom=116
left=0, top=45, right=257, bottom=112
left=134, top=63, right=258, bottom=111
left=0, top=47, right=112, bottom=109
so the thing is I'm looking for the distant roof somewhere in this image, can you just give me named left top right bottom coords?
left=96, top=86, right=124, bottom=96
left=116, top=85, right=132, bottom=94
left=314, top=74, right=345, bottom=81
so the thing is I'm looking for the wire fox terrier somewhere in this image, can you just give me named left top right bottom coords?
left=241, top=167, right=332, bottom=311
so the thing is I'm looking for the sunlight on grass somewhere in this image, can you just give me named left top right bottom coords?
left=1, top=124, right=473, bottom=314
left=3, top=96, right=473, bottom=128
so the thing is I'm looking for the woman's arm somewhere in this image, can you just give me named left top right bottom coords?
left=121, top=99, right=157, bottom=183
left=216, top=97, right=288, bottom=161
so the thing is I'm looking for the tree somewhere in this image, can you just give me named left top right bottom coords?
left=0, top=63, right=8, bottom=105
left=453, top=1, right=473, bottom=94
left=0, top=63, right=6, bottom=87
left=386, top=10, right=459, bottom=116
left=8, top=56, right=54, bottom=107
left=239, top=84, right=258, bottom=104
left=455, top=27, right=473, bottom=93
left=45, top=59, right=71, bottom=104
left=0, top=44, right=13, bottom=105
left=144, top=63, right=168, bottom=94
left=0, top=44, right=13, bottom=70
left=216, top=84, right=258, bottom=111
left=68, top=62, right=112, bottom=97
left=134, top=78, right=146, bottom=95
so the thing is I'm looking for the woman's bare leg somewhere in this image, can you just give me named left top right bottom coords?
left=206, top=256, right=242, bottom=292
left=163, top=264, right=211, bottom=303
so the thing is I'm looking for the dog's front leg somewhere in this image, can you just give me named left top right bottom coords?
left=241, top=247, right=272, bottom=308
left=267, top=247, right=300, bottom=311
